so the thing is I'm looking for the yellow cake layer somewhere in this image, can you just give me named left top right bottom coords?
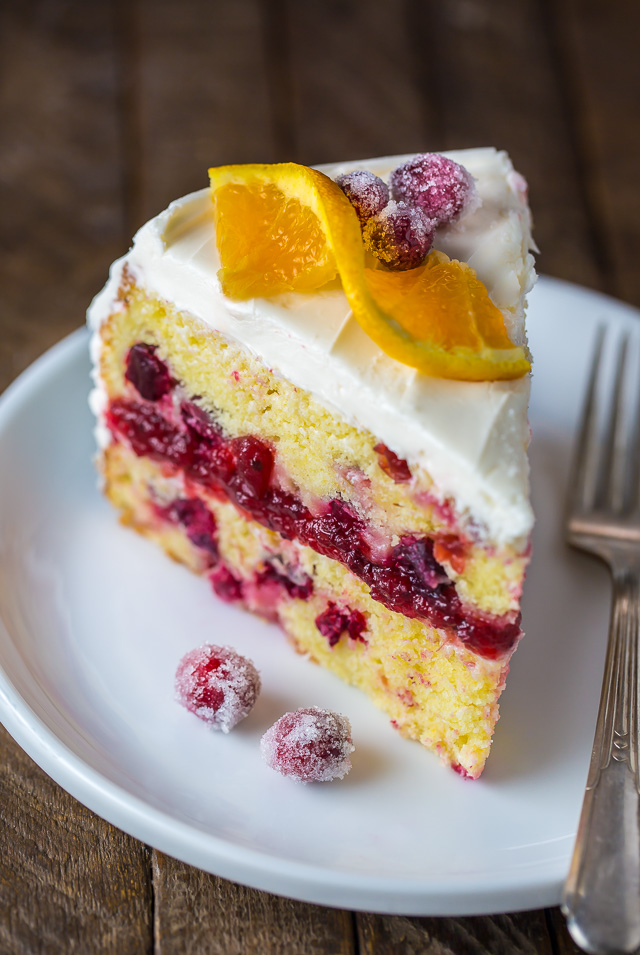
left=103, top=443, right=511, bottom=778
left=98, top=279, right=527, bottom=617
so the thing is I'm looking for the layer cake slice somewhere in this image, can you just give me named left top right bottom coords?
left=88, top=149, right=536, bottom=778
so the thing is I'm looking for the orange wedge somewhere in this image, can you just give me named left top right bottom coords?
left=210, top=163, right=346, bottom=299
left=208, top=162, right=531, bottom=381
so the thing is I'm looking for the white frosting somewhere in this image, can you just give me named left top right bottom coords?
left=88, top=149, right=536, bottom=547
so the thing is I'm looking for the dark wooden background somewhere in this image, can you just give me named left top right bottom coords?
left=1, top=0, right=638, bottom=951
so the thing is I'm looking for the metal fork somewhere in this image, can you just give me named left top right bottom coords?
left=562, top=327, right=640, bottom=955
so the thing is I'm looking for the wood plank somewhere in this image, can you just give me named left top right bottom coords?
left=287, top=0, right=435, bottom=165
left=551, top=0, right=640, bottom=306
left=0, top=0, right=126, bottom=390
left=153, top=852, right=356, bottom=955
left=415, top=0, right=599, bottom=290
left=544, top=906, right=585, bottom=954
left=0, top=726, right=152, bottom=955
left=134, top=0, right=277, bottom=227
left=357, top=909, right=554, bottom=954
left=0, top=2, right=153, bottom=952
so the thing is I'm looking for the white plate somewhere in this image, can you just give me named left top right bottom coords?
left=0, top=277, right=628, bottom=916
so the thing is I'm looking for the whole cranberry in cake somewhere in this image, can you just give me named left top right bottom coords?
left=210, top=565, right=244, bottom=603
left=175, top=644, right=260, bottom=732
left=166, top=497, right=218, bottom=560
left=257, top=562, right=314, bottom=600
left=315, top=602, right=367, bottom=647
left=181, top=400, right=224, bottom=443
left=260, top=707, right=354, bottom=782
left=374, top=442, right=412, bottom=483
left=363, top=201, right=435, bottom=271
left=230, top=436, right=274, bottom=503
left=335, top=170, right=389, bottom=225
left=125, top=343, right=173, bottom=401
left=389, top=153, right=477, bottom=226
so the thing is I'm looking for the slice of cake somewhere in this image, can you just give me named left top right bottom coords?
left=88, top=149, right=536, bottom=779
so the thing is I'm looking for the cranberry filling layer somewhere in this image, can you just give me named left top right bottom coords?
left=159, top=496, right=219, bottom=563
left=108, top=347, right=521, bottom=660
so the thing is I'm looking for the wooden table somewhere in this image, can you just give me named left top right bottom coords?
left=1, top=1, right=638, bottom=951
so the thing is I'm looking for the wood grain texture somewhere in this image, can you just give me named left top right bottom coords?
left=0, top=726, right=152, bottom=955
left=414, top=0, right=600, bottom=290
left=0, top=0, right=125, bottom=388
left=357, top=910, right=554, bottom=955
left=132, top=0, right=276, bottom=228
left=287, top=0, right=434, bottom=164
left=0, top=2, right=153, bottom=952
left=0, top=0, right=635, bottom=950
left=153, top=852, right=355, bottom=955
left=551, top=0, right=640, bottom=305
left=544, top=907, right=585, bottom=954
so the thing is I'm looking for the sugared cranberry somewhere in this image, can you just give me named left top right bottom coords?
left=167, top=497, right=218, bottom=560
left=315, top=603, right=367, bottom=648
left=229, top=436, right=274, bottom=504
left=363, top=201, right=435, bottom=271
left=125, top=343, right=173, bottom=401
left=389, top=153, right=477, bottom=226
left=373, top=443, right=412, bottom=483
left=210, top=565, right=244, bottom=602
left=335, top=170, right=389, bottom=225
left=260, top=707, right=354, bottom=782
left=175, top=644, right=260, bottom=732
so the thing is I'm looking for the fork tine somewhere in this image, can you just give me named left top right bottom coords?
left=570, top=326, right=606, bottom=513
left=596, top=333, right=629, bottom=512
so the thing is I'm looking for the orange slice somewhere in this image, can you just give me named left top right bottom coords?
left=362, top=253, right=531, bottom=380
left=208, top=162, right=530, bottom=381
left=209, top=163, right=346, bottom=299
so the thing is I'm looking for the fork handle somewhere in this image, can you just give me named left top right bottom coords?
left=562, top=562, right=640, bottom=955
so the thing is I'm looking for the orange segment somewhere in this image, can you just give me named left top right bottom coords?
left=208, top=162, right=531, bottom=381
left=361, top=252, right=530, bottom=379
left=210, top=164, right=351, bottom=298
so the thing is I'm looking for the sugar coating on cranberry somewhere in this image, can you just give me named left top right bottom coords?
left=335, top=170, right=389, bottom=224
left=363, top=201, right=435, bottom=271
left=260, top=707, right=354, bottom=782
left=389, top=153, right=477, bottom=226
left=175, top=644, right=260, bottom=732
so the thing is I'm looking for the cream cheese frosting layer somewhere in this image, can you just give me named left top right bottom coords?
left=88, top=149, right=536, bottom=548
